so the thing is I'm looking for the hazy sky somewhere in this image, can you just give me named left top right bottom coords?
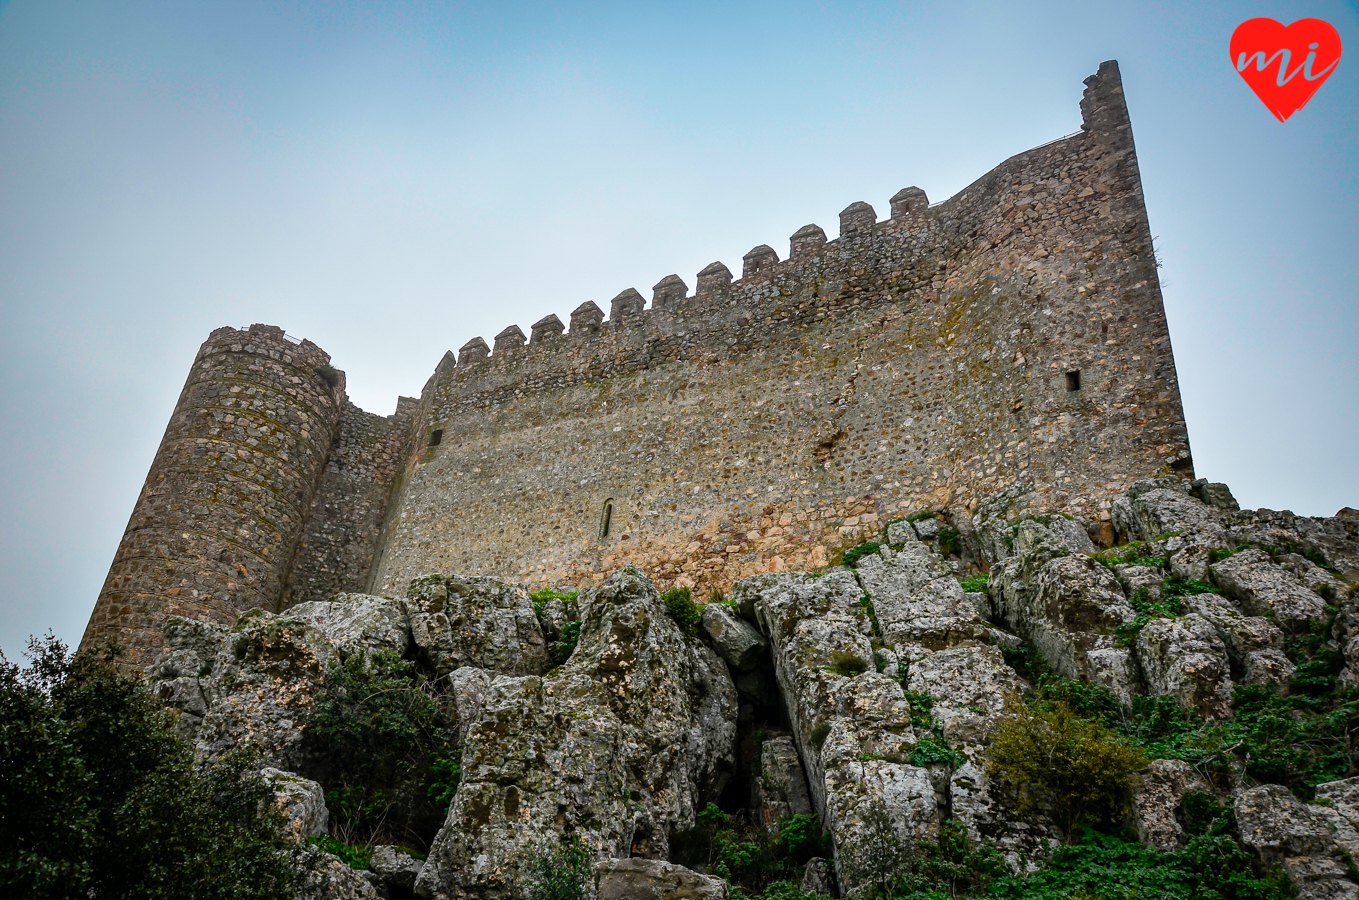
left=2, top=1, right=1356, bottom=660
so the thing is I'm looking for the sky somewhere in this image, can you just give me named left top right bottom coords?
left=1, top=0, right=1356, bottom=660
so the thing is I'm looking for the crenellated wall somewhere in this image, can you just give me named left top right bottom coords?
left=83, top=61, right=1193, bottom=649
left=365, top=61, right=1191, bottom=600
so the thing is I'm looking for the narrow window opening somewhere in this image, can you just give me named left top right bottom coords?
left=1065, top=370, right=1082, bottom=392
left=599, top=499, right=614, bottom=540
left=428, top=429, right=443, bottom=447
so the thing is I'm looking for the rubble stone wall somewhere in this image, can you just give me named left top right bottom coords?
left=368, top=60, right=1189, bottom=599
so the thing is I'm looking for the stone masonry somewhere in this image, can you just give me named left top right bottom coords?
left=83, top=61, right=1192, bottom=655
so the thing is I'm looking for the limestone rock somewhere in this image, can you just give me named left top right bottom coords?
left=416, top=567, right=737, bottom=900
left=913, top=516, right=941, bottom=540
left=800, top=857, right=835, bottom=896
left=737, top=570, right=935, bottom=894
left=700, top=602, right=768, bottom=671
left=261, top=767, right=328, bottom=841
left=904, top=645, right=1022, bottom=747
left=1315, top=778, right=1359, bottom=859
left=593, top=857, right=729, bottom=900
left=886, top=518, right=918, bottom=545
left=1183, top=592, right=1295, bottom=686
left=856, top=543, right=986, bottom=650
left=1113, top=478, right=1224, bottom=543
left=445, top=666, right=500, bottom=746
left=1211, top=550, right=1329, bottom=633
left=755, top=733, right=814, bottom=832
left=1134, top=614, right=1234, bottom=719
left=1236, top=784, right=1359, bottom=900
left=303, top=852, right=381, bottom=900
left=1131, top=759, right=1208, bottom=851
left=406, top=575, right=550, bottom=675
left=286, top=594, right=411, bottom=659
left=370, top=845, right=425, bottom=892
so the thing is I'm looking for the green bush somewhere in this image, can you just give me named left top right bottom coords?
left=293, top=650, right=458, bottom=847
left=672, top=805, right=827, bottom=896
left=842, top=542, right=881, bottom=567
left=525, top=833, right=590, bottom=900
left=306, top=834, right=371, bottom=870
left=984, top=700, right=1148, bottom=837
left=960, top=573, right=989, bottom=593
left=662, top=587, right=703, bottom=637
left=554, top=621, right=582, bottom=664
left=887, top=819, right=1010, bottom=900
left=987, top=826, right=1290, bottom=900
left=0, top=636, right=316, bottom=900
left=937, top=527, right=961, bottom=557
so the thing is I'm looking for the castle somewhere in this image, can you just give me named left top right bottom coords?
left=82, top=61, right=1192, bottom=665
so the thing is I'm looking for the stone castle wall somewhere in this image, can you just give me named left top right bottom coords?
left=81, top=325, right=346, bottom=664
left=83, top=61, right=1193, bottom=654
left=364, top=61, right=1190, bottom=600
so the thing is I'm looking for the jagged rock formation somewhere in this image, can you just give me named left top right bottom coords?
left=140, top=477, right=1359, bottom=899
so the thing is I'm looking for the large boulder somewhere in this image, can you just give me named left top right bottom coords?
left=903, top=645, right=1021, bottom=747
left=700, top=602, right=768, bottom=671
left=415, top=567, right=737, bottom=900
left=1211, top=550, right=1330, bottom=633
left=593, top=857, right=728, bottom=900
left=1130, top=758, right=1209, bottom=851
left=1236, top=784, right=1359, bottom=900
left=755, top=733, right=814, bottom=833
left=370, top=845, right=425, bottom=893
left=1134, top=614, right=1234, bottom=720
left=406, top=575, right=551, bottom=675
left=855, top=543, right=986, bottom=650
left=1183, top=592, right=1296, bottom=686
left=1112, top=478, right=1225, bottom=544
left=261, top=767, right=328, bottom=841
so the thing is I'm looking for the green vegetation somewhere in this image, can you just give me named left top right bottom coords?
left=662, top=586, right=703, bottom=637
left=843, top=541, right=882, bottom=567
left=672, top=805, right=830, bottom=897
left=1093, top=540, right=1169, bottom=569
left=960, top=573, right=990, bottom=593
left=525, top=833, right=591, bottom=900
left=294, top=650, right=458, bottom=848
left=1, top=636, right=316, bottom=899
left=905, top=511, right=938, bottom=523
left=984, top=699, right=1149, bottom=836
left=829, top=650, right=869, bottom=678
left=860, top=593, right=882, bottom=635
left=306, top=834, right=371, bottom=870
left=553, top=621, right=581, bottom=665
left=530, top=588, right=579, bottom=621
left=313, top=364, right=342, bottom=388
left=937, top=527, right=961, bottom=557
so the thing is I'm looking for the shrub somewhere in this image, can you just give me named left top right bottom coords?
left=0, top=635, right=316, bottom=900
left=937, top=527, right=961, bottom=557
left=554, top=621, right=582, bottom=664
left=673, top=804, right=829, bottom=896
left=306, top=834, right=371, bottom=870
left=960, top=573, right=990, bottom=593
left=984, top=700, right=1148, bottom=837
left=988, top=825, right=1291, bottom=900
left=293, top=650, right=458, bottom=848
left=889, top=819, right=1010, bottom=900
left=829, top=651, right=869, bottom=677
left=842, top=541, right=881, bottom=567
left=525, top=833, right=590, bottom=900
left=313, top=364, right=342, bottom=388
left=662, top=586, right=703, bottom=637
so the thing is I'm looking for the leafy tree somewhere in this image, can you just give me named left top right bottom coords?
left=0, top=635, right=314, bottom=900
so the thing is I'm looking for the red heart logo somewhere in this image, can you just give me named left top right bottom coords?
left=1231, top=18, right=1343, bottom=121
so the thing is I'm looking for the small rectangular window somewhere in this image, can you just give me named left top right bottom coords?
left=428, top=429, right=443, bottom=447
left=1065, top=370, right=1081, bottom=392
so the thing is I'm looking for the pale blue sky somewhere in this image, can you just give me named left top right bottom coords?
left=2, top=1, right=1356, bottom=659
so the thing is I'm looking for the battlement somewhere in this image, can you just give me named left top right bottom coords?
left=84, top=62, right=1191, bottom=652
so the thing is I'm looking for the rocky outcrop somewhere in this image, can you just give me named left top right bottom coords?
left=736, top=569, right=934, bottom=893
left=370, top=845, right=426, bottom=894
left=1133, top=614, right=1233, bottom=719
left=593, top=858, right=729, bottom=900
left=262, top=767, right=329, bottom=841
left=856, top=543, right=986, bottom=650
left=1210, top=550, right=1330, bottom=634
left=1236, top=784, right=1359, bottom=899
left=1130, top=758, right=1208, bottom=851
left=700, top=603, right=768, bottom=671
left=405, top=576, right=550, bottom=675
left=754, top=733, right=814, bottom=833
left=415, top=567, right=737, bottom=900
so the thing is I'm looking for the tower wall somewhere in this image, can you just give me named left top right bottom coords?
left=82, top=324, right=345, bottom=665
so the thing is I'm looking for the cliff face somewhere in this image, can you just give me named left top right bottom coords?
left=145, top=477, right=1359, bottom=899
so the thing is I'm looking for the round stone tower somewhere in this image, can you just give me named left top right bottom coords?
left=82, top=324, right=345, bottom=666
